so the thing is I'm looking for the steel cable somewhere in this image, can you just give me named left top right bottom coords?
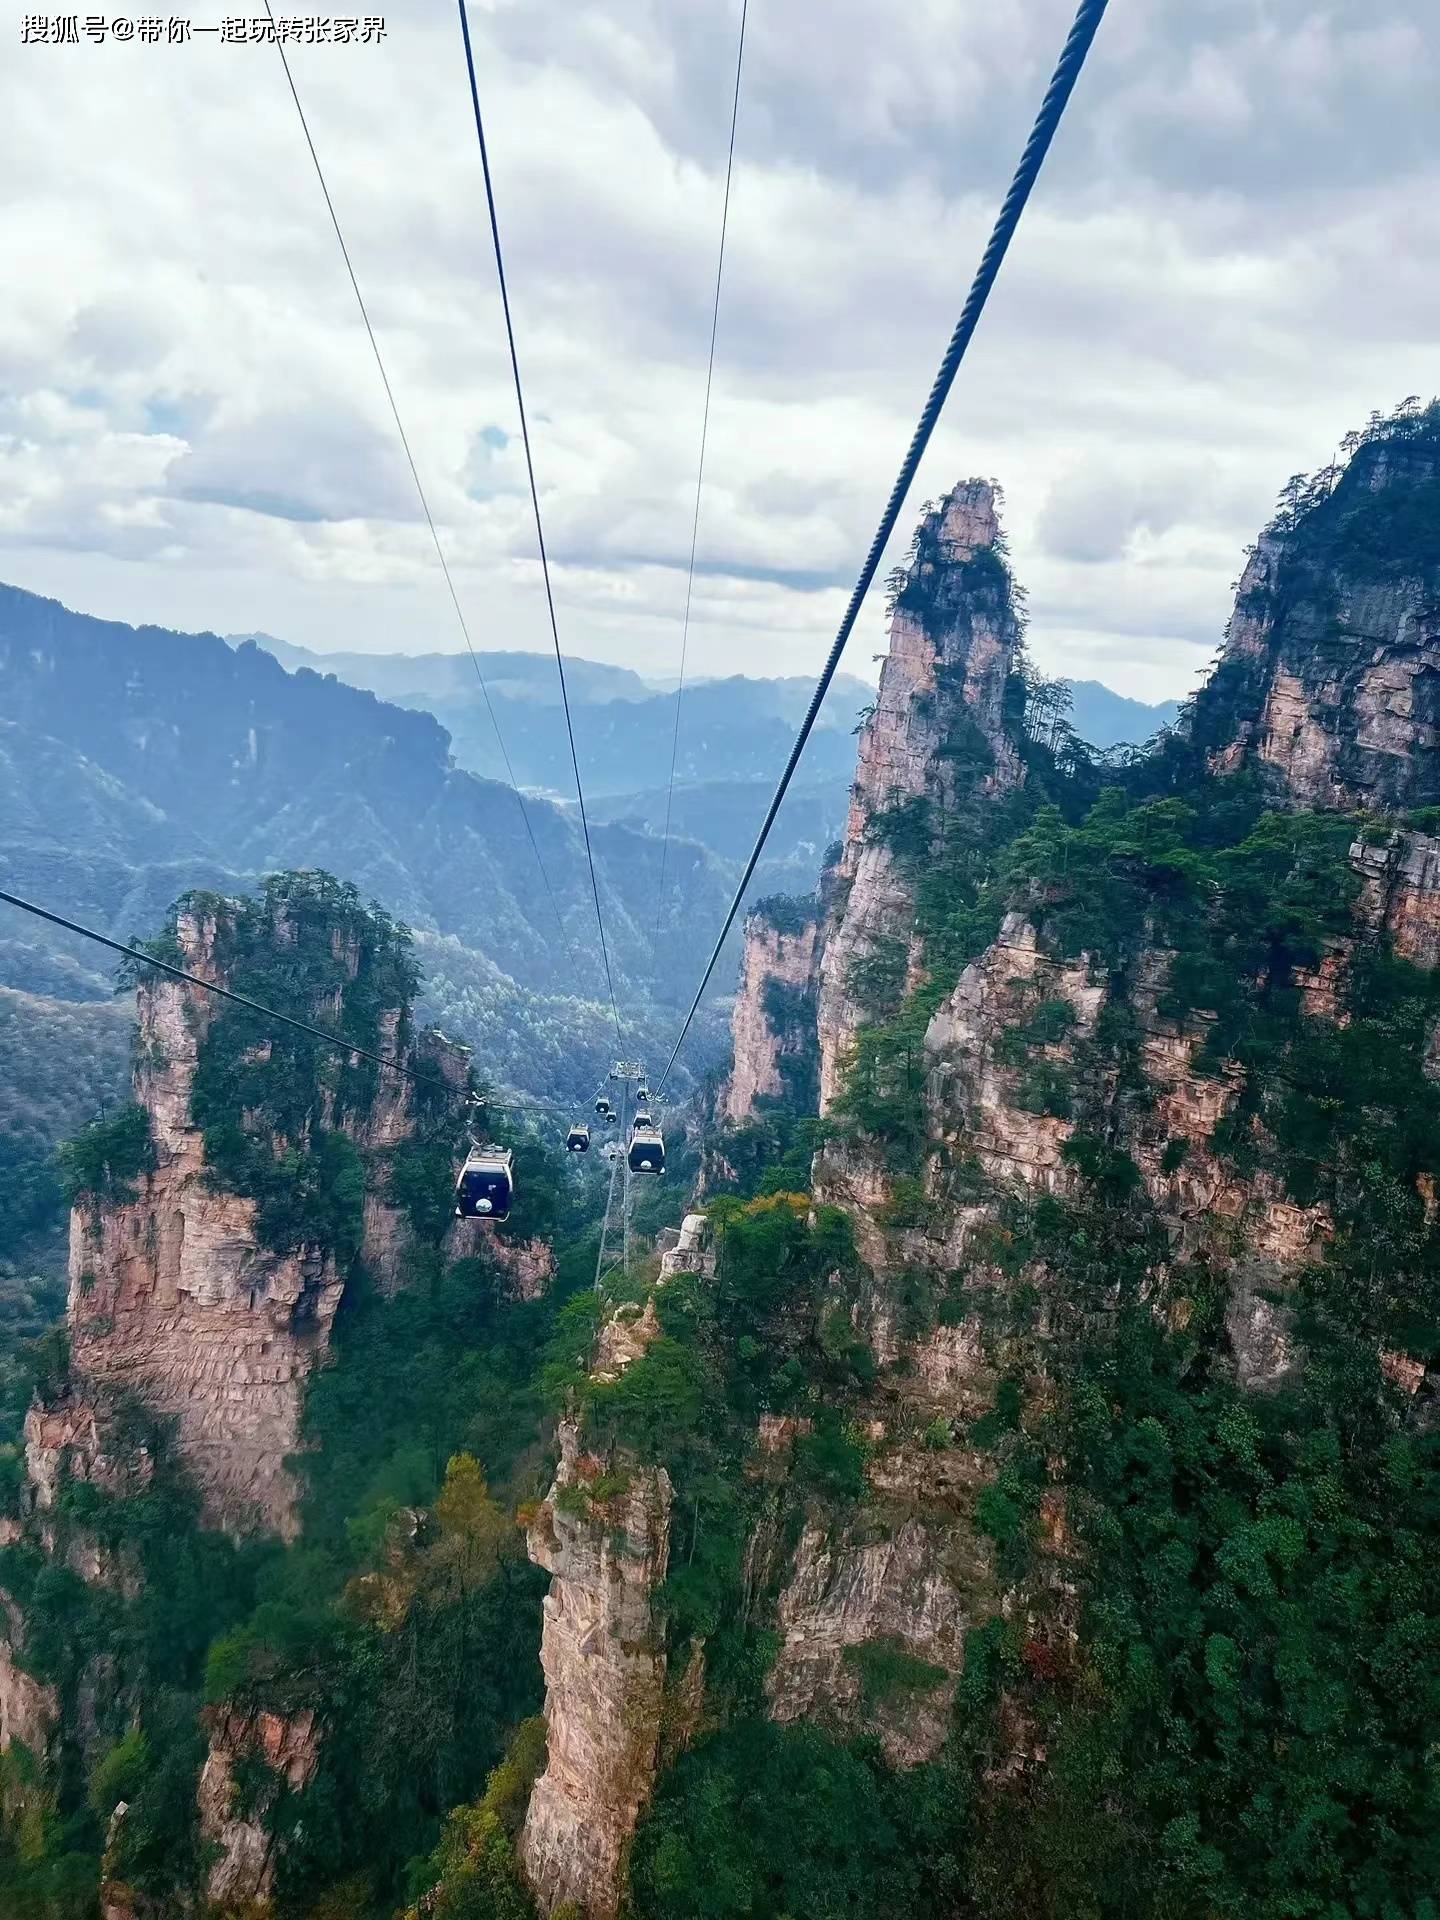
left=655, top=0, right=1110, bottom=1094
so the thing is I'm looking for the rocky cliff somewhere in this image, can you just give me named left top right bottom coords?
left=57, top=887, right=469, bottom=1541
left=520, top=1374, right=673, bottom=1916
left=1197, top=405, right=1440, bottom=809
left=680, top=409, right=1440, bottom=1920
left=0, top=871, right=516, bottom=1910
left=721, top=901, right=821, bottom=1126
left=817, top=481, right=1025, bottom=1113
left=195, top=1704, right=322, bottom=1907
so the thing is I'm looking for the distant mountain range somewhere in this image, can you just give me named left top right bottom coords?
left=0, top=580, right=1185, bottom=1278
left=233, top=631, right=876, bottom=802
left=0, top=583, right=740, bottom=1090
left=0, top=581, right=1183, bottom=1075
left=223, top=636, right=1180, bottom=913
left=1064, top=679, right=1182, bottom=749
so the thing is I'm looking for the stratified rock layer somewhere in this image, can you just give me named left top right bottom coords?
left=520, top=1422, right=672, bottom=1920
left=62, top=907, right=462, bottom=1539
left=722, top=907, right=820, bottom=1125
left=1202, top=430, right=1440, bottom=809
left=817, top=481, right=1024, bottom=1111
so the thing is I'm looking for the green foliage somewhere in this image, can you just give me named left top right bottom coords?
left=842, top=1636, right=946, bottom=1708
left=56, top=1104, right=153, bottom=1205
left=0, top=1404, right=276, bottom=1907
left=186, top=871, right=422, bottom=1259
left=794, top=1414, right=869, bottom=1500
left=631, top=1720, right=962, bottom=1920
left=750, top=894, right=819, bottom=940
left=584, top=1336, right=712, bottom=1459
left=957, top=921, right=1440, bottom=1920
left=712, top=1110, right=822, bottom=1201
left=827, top=1005, right=932, bottom=1173
left=0, top=987, right=131, bottom=1277
left=87, top=1728, right=149, bottom=1814
left=844, top=934, right=909, bottom=1016
left=401, top=1719, right=548, bottom=1919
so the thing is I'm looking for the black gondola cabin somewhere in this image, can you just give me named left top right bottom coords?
left=566, top=1124, right=590, bottom=1153
left=628, top=1123, right=665, bottom=1175
left=455, top=1145, right=515, bottom=1221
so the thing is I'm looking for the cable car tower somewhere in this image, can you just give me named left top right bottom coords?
left=592, top=1060, right=663, bottom=1296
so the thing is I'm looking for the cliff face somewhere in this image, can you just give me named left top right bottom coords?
left=721, top=905, right=821, bottom=1126
left=195, top=1705, right=321, bottom=1907
left=1199, top=421, right=1440, bottom=809
left=0, top=874, right=493, bottom=1899
left=520, top=1419, right=673, bottom=1920
left=817, top=481, right=1024, bottom=1112
left=58, top=899, right=467, bottom=1541
left=681, top=417, right=1440, bottom=1917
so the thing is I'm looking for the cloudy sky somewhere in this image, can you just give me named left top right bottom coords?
left=2, top=0, right=1435, bottom=703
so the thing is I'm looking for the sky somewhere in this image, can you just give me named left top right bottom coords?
left=1, top=0, right=1435, bottom=704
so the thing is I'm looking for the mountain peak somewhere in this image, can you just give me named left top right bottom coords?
left=1195, top=398, right=1440, bottom=809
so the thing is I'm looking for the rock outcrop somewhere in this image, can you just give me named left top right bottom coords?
left=722, top=904, right=821, bottom=1125
left=520, top=1422, right=673, bottom=1920
left=1200, top=420, right=1440, bottom=809
left=0, top=876, right=483, bottom=1891
left=195, top=1705, right=321, bottom=1906
left=706, top=434, right=1440, bottom=1823
left=0, top=1595, right=58, bottom=1761
left=59, top=900, right=469, bottom=1541
left=817, top=480, right=1025, bottom=1112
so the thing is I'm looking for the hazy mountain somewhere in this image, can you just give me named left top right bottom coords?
left=0, top=583, right=740, bottom=1065
left=232, top=632, right=656, bottom=707
left=233, top=630, right=874, bottom=801
left=1065, top=677, right=1182, bottom=747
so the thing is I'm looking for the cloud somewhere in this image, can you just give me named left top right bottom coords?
left=0, top=0, right=1435, bottom=693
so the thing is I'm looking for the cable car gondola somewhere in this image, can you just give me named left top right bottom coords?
left=628, top=1122, right=665, bottom=1176
left=636, top=1084, right=650, bottom=1103
left=595, top=1096, right=612, bottom=1118
left=566, top=1124, right=590, bottom=1154
left=454, top=1145, right=515, bottom=1222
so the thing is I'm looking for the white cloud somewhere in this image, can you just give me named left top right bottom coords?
left=0, top=0, right=1435, bottom=692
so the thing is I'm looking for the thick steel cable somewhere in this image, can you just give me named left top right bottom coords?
left=262, top=1, right=585, bottom=989
left=655, top=0, right=1110, bottom=1094
left=0, top=886, right=576, bottom=1118
left=652, top=0, right=750, bottom=953
left=456, top=0, right=625, bottom=1053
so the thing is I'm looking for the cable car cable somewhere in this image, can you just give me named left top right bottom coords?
left=456, top=0, right=626, bottom=1053
left=0, top=885, right=571, bottom=1120
left=652, top=0, right=750, bottom=954
left=653, top=0, right=1110, bottom=1096
left=261, top=1, right=586, bottom=990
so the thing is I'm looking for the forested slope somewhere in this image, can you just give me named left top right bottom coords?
left=2, top=402, right=1437, bottom=1920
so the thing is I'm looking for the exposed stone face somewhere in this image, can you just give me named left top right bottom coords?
left=817, top=480, right=1024, bottom=1113
left=23, top=1389, right=144, bottom=1516
left=767, top=1445, right=993, bottom=1766
left=708, top=443, right=1440, bottom=1836
left=0, top=1593, right=58, bottom=1761
left=447, top=1221, right=556, bottom=1301
left=55, top=906, right=469, bottom=1541
left=1200, top=437, right=1440, bottom=810
left=195, top=1705, right=321, bottom=1906
left=721, top=910, right=820, bottom=1125
left=1352, top=830, right=1440, bottom=968
left=520, top=1422, right=672, bottom=1920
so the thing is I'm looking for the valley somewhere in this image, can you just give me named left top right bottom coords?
left=0, top=400, right=1436, bottom=1920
